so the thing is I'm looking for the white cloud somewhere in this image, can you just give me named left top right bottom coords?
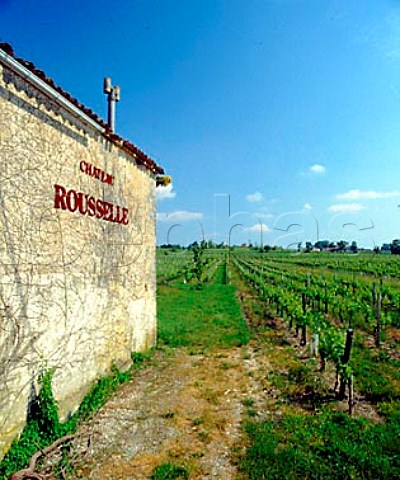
left=336, top=189, right=400, bottom=201
left=304, top=203, right=312, bottom=210
left=245, top=223, right=270, bottom=233
left=157, top=210, right=203, bottom=222
left=246, top=191, right=264, bottom=203
left=156, top=183, right=176, bottom=201
left=327, top=203, right=364, bottom=213
left=309, top=164, right=326, bottom=174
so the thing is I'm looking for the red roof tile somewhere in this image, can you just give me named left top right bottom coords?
left=0, top=42, right=164, bottom=175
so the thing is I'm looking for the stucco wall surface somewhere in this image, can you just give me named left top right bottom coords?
left=0, top=62, right=157, bottom=457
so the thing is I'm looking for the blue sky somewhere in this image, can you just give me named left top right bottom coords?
left=2, top=0, right=400, bottom=247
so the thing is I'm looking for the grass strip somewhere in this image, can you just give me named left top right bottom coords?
left=157, top=276, right=249, bottom=350
left=241, top=410, right=400, bottom=480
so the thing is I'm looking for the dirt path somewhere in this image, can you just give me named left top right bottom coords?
left=35, top=278, right=385, bottom=479
left=57, top=344, right=266, bottom=480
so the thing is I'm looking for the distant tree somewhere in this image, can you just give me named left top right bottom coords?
left=160, top=243, right=182, bottom=249
left=390, top=239, right=400, bottom=255
left=337, top=240, right=348, bottom=251
left=350, top=241, right=358, bottom=253
left=305, top=241, right=313, bottom=252
left=315, top=240, right=330, bottom=250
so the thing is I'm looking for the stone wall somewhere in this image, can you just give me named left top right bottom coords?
left=0, top=60, right=157, bottom=457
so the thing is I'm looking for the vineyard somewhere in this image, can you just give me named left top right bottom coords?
left=157, top=246, right=400, bottom=479
left=2, top=247, right=398, bottom=478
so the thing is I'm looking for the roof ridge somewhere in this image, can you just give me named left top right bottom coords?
left=0, top=42, right=164, bottom=175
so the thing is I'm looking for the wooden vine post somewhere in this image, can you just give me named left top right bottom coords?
left=324, top=282, right=329, bottom=314
left=338, top=328, right=354, bottom=401
left=298, top=275, right=310, bottom=346
left=301, top=292, right=307, bottom=346
left=374, top=289, right=382, bottom=348
left=348, top=374, right=354, bottom=416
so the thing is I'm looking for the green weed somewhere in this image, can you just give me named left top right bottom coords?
left=242, top=397, right=255, bottom=407
left=245, top=408, right=258, bottom=417
left=151, top=462, right=189, bottom=479
left=241, top=411, right=400, bottom=479
left=352, top=342, right=400, bottom=402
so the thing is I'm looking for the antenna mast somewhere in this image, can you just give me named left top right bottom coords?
left=103, top=77, right=120, bottom=132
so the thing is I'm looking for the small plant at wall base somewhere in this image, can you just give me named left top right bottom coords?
left=0, top=353, right=153, bottom=479
left=34, top=369, right=61, bottom=440
left=0, top=369, right=61, bottom=478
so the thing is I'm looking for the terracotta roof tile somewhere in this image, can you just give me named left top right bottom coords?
left=0, top=42, right=164, bottom=175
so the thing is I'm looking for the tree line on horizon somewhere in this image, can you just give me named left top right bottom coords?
left=158, top=238, right=400, bottom=254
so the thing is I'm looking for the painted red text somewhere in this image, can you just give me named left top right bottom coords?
left=54, top=184, right=129, bottom=225
left=79, top=161, right=113, bottom=185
